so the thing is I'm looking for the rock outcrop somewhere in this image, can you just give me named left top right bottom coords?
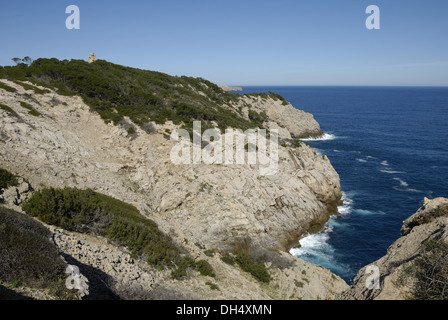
left=218, top=85, right=243, bottom=92
left=232, top=95, right=323, bottom=139
left=339, top=197, right=448, bottom=300
left=0, top=78, right=347, bottom=299
left=0, top=177, right=33, bottom=209
left=0, top=79, right=340, bottom=252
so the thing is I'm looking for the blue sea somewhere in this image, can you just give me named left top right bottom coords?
left=240, top=86, right=448, bottom=284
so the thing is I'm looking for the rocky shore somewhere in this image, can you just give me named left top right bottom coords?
left=339, top=197, right=448, bottom=300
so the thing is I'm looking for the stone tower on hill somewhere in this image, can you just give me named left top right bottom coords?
left=88, top=53, right=96, bottom=63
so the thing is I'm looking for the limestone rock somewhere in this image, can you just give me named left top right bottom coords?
left=0, top=78, right=347, bottom=300
left=218, top=85, right=243, bottom=92
left=233, top=95, right=323, bottom=138
left=0, top=78, right=341, bottom=252
left=0, top=177, right=33, bottom=210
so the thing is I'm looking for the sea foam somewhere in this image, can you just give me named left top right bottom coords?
left=301, top=133, right=337, bottom=141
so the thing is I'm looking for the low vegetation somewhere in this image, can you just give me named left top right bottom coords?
left=19, top=101, right=41, bottom=117
left=0, top=168, right=17, bottom=189
left=0, top=103, right=19, bottom=118
left=412, top=238, right=448, bottom=300
left=22, top=187, right=215, bottom=280
left=13, top=80, right=51, bottom=95
left=221, top=238, right=271, bottom=284
left=0, top=82, right=17, bottom=93
left=0, top=58, right=289, bottom=134
left=0, top=206, right=75, bottom=299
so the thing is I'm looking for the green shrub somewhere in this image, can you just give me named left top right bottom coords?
left=412, top=238, right=448, bottom=300
left=0, top=58, right=258, bottom=132
left=195, top=260, right=215, bottom=277
left=19, top=101, right=41, bottom=116
left=0, top=82, right=17, bottom=93
left=205, top=281, right=220, bottom=291
left=221, top=253, right=236, bottom=265
left=248, top=110, right=268, bottom=125
left=28, top=110, right=41, bottom=117
left=127, top=126, right=136, bottom=135
left=13, top=80, right=50, bottom=94
left=203, top=249, right=215, bottom=257
left=0, top=168, right=17, bottom=189
left=22, top=187, right=213, bottom=279
left=0, top=206, right=75, bottom=299
left=235, top=252, right=270, bottom=284
left=294, top=280, right=304, bottom=288
left=0, top=103, right=17, bottom=117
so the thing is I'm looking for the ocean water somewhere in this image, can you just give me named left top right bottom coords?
left=240, top=86, right=448, bottom=284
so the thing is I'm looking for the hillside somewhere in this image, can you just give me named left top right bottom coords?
left=0, top=58, right=345, bottom=300
left=0, top=58, right=322, bottom=137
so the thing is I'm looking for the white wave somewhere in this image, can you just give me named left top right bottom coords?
left=333, top=149, right=343, bottom=153
left=290, top=227, right=334, bottom=258
left=314, top=148, right=324, bottom=155
left=393, top=186, right=423, bottom=193
left=381, top=160, right=389, bottom=166
left=380, top=169, right=406, bottom=174
left=354, top=208, right=385, bottom=216
left=289, top=217, right=351, bottom=276
left=406, top=188, right=423, bottom=193
left=393, top=177, right=409, bottom=187
left=301, top=133, right=337, bottom=141
left=356, top=158, right=367, bottom=163
left=367, top=156, right=376, bottom=159
left=338, top=191, right=354, bottom=215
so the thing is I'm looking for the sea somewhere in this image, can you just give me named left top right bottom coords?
left=239, top=86, right=448, bottom=284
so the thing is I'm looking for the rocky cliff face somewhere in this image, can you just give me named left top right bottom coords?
left=232, top=95, right=324, bottom=139
left=339, top=197, right=448, bottom=300
left=0, top=79, right=340, bottom=252
left=0, top=78, right=347, bottom=299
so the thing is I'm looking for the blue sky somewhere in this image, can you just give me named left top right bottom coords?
left=1, top=0, right=447, bottom=86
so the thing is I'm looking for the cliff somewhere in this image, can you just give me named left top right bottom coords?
left=0, top=60, right=347, bottom=300
left=339, top=197, right=448, bottom=300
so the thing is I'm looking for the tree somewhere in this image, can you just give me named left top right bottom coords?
left=22, top=56, right=33, bottom=65
left=12, top=57, right=21, bottom=65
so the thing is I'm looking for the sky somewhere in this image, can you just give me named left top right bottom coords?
left=1, top=0, right=447, bottom=86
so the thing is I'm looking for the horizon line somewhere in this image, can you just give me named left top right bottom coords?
left=227, top=84, right=448, bottom=88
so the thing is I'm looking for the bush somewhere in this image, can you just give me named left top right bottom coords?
left=0, top=207, right=74, bottom=299
left=13, top=80, right=50, bottom=94
left=235, top=252, right=270, bottom=284
left=0, top=168, right=17, bottom=189
left=0, top=103, right=19, bottom=118
left=221, top=253, right=236, bottom=265
left=205, top=281, right=220, bottom=291
left=127, top=126, right=136, bottom=135
left=22, top=187, right=213, bottom=279
left=412, top=238, right=448, bottom=300
left=0, top=58, right=259, bottom=132
left=19, top=101, right=41, bottom=117
left=195, top=260, right=215, bottom=277
left=223, top=238, right=271, bottom=283
left=248, top=110, right=268, bottom=125
left=0, top=82, right=17, bottom=93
